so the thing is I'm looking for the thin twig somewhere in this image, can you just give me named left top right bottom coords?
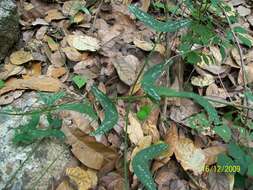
left=221, top=6, right=249, bottom=125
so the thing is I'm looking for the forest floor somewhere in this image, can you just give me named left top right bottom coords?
left=1, top=0, right=253, bottom=190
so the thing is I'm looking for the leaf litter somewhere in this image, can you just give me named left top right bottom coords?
left=1, top=0, right=253, bottom=189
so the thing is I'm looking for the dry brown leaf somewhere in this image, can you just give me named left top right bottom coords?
left=66, top=167, right=97, bottom=190
left=62, top=46, right=82, bottom=62
left=165, top=124, right=206, bottom=175
left=0, top=90, right=24, bottom=106
left=0, top=76, right=62, bottom=95
left=203, top=145, right=227, bottom=165
left=50, top=50, right=66, bottom=66
left=127, top=112, right=144, bottom=145
left=71, top=141, right=104, bottom=170
left=191, top=75, right=214, bottom=87
left=45, top=9, right=65, bottom=22
left=0, top=64, right=25, bottom=80
left=73, top=12, right=85, bottom=24
left=62, top=0, right=86, bottom=16
left=210, top=46, right=222, bottom=64
left=67, top=34, right=100, bottom=52
left=238, top=63, right=253, bottom=84
left=133, top=38, right=165, bottom=55
left=206, top=83, right=227, bottom=108
left=10, top=50, right=33, bottom=65
left=143, top=107, right=160, bottom=142
left=25, top=62, right=41, bottom=77
left=112, top=54, right=140, bottom=86
left=46, top=65, right=67, bottom=78
left=45, top=36, right=59, bottom=51
left=140, top=0, right=151, bottom=12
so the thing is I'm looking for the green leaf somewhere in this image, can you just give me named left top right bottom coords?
left=217, top=153, right=234, bottom=167
left=13, top=114, right=65, bottom=144
left=228, top=143, right=245, bottom=160
left=132, top=143, right=169, bottom=190
left=90, top=86, right=118, bottom=136
left=57, top=100, right=97, bottom=120
left=186, top=51, right=202, bottom=64
left=0, top=80, right=5, bottom=89
left=247, top=163, right=253, bottom=177
left=128, top=5, right=191, bottom=32
left=141, top=63, right=220, bottom=126
left=72, top=75, right=87, bottom=89
left=213, top=124, right=231, bottom=142
left=187, top=112, right=210, bottom=131
left=137, top=105, right=152, bottom=121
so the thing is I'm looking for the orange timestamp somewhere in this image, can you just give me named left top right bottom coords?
left=203, top=165, right=241, bottom=173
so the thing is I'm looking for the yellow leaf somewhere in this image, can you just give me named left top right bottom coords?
left=56, top=180, right=74, bottom=190
left=133, top=38, right=165, bottom=55
left=45, top=9, right=65, bottom=22
left=191, top=75, right=214, bottom=87
left=127, top=112, right=144, bottom=145
left=10, top=50, right=33, bottom=65
left=66, top=167, right=97, bottom=190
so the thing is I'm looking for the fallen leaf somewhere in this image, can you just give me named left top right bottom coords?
left=191, top=75, right=214, bottom=87
left=0, top=76, right=62, bottom=95
left=45, top=36, right=59, bottom=51
left=0, top=64, right=25, bottom=80
left=66, top=167, right=97, bottom=190
left=112, top=54, right=140, bottom=86
left=67, top=34, right=100, bottom=52
left=165, top=124, right=206, bottom=175
left=208, top=173, right=230, bottom=190
left=45, top=9, right=65, bottom=22
left=62, top=0, right=86, bottom=16
left=10, top=50, right=33, bottom=65
left=133, top=38, right=165, bottom=55
left=56, top=180, right=74, bottom=190
left=25, top=62, right=41, bottom=76
left=206, top=83, right=227, bottom=108
left=238, top=63, right=253, bottom=84
left=203, top=145, right=227, bottom=165
left=62, top=46, right=83, bottom=62
left=127, top=112, right=144, bottom=145
left=46, top=66, right=67, bottom=78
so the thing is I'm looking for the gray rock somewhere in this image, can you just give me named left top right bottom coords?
left=0, top=0, right=19, bottom=61
left=0, top=92, right=73, bottom=190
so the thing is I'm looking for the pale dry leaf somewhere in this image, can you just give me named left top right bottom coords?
left=191, top=75, right=214, bottom=87
left=231, top=48, right=242, bottom=66
left=133, top=38, right=165, bottom=55
left=62, top=0, right=86, bottom=16
left=71, top=141, right=104, bottom=170
left=66, top=167, right=97, bottom=190
left=10, top=50, right=33, bottom=65
left=206, top=84, right=228, bottom=108
left=208, top=173, right=230, bottom=190
left=238, top=63, right=253, bottom=84
left=127, top=112, right=144, bottom=145
left=174, top=137, right=206, bottom=175
left=130, top=135, right=152, bottom=172
left=0, top=90, right=23, bottom=106
left=112, top=54, right=140, bottom=86
left=203, top=145, right=227, bottom=165
left=72, top=12, right=85, bottom=24
left=210, top=46, right=222, bottom=64
left=62, top=46, right=82, bottom=62
left=0, top=64, right=25, bottom=80
left=140, top=0, right=151, bottom=12
left=50, top=50, right=66, bottom=66
left=45, top=36, right=59, bottom=51
left=67, top=34, right=100, bottom=52
left=45, top=9, right=65, bottom=22
left=46, top=65, right=67, bottom=78
left=56, top=180, right=74, bottom=190
left=0, top=76, right=62, bottom=95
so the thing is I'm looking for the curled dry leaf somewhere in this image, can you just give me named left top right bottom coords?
left=45, top=9, right=65, bottom=22
left=62, top=46, right=83, bottom=62
left=191, top=75, right=214, bottom=87
left=67, top=34, right=100, bottom=52
left=0, top=76, right=62, bottom=96
left=112, top=54, right=141, bottom=86
left=46, top=65, right=67, bottom=78
left=238, top=63, right=253, bottom=84
left=66, top=167, right=97, bottom=190
left=165, top=124, right=206, bottom=175
left=133, top=38, right=165, bottom=55
left=203, top=145, right=227, bottom=165
left=0, top=64, right=25, bottom=80
left=56, top=180, right=74, bottom=190
left=127, top=112, right=144, bottom=145
left=10, top=50, right=33, bottom=65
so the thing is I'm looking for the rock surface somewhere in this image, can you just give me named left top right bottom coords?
left=0, top=92, right=73, bottom=190
left=0, top=0, right=19, bottom=60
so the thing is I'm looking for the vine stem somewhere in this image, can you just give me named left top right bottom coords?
left=221, top=6, right=249, bottom=126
